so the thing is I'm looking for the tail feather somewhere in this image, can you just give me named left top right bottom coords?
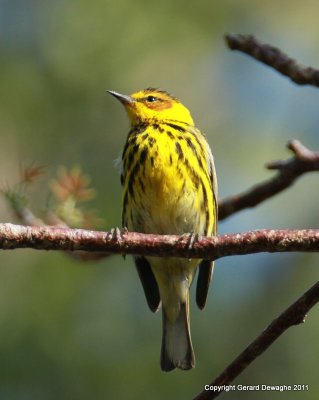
left=160, top=301, right=195, bottom=372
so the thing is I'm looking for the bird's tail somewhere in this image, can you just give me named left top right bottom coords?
left=160, top=294, right=195, bottom=371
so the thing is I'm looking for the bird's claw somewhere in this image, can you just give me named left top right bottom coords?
left=181, top=232, right=201, bottom=261
left=110, top=226, right=128, bottom=241
left=109, top=227, right=128, bottom=259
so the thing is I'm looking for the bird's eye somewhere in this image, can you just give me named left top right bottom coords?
left=146, top=95, right=157, bottom=102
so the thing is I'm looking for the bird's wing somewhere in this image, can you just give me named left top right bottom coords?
left=134, top=256, right=161, bottom=312
left=196, top=147, right=218, bottom=309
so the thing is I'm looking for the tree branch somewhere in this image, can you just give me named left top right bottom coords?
left=193, top=281, right=319, bottom=400
left=225, top=33, right=319, bottom=87
left=1, top=223, right=319, bottom=259
left=218, top=140, right=319, bottom=220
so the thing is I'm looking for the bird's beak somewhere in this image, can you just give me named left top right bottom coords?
left=107, top=90, right=134, bottom=105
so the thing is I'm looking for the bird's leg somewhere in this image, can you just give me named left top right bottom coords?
left=109, top=227, right=128, bottom=258
left=181, top=232, right=201, bottom=261
left=109, top=226, right=128, bottom=240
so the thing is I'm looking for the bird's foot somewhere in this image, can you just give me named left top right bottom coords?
left=109, top=227, right=128, bottom=259
left=181, top=232, right=201, bottom=261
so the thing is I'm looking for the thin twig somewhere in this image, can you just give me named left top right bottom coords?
left=225, top=33, right=319, bottom=87
left=219, top=140, right=319, bottom=220
left=193, top=281, right=319, bottom=400
left=1, top=223, right=319, bottom=259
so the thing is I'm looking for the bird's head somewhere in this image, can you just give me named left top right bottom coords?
left=107, top=88, right=194, bottom=126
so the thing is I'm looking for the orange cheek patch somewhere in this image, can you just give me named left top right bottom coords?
left=146, top=100, right=173, bottom=111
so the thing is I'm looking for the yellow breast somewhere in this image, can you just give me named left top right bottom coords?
left=122, top=122, right=216, bottom=237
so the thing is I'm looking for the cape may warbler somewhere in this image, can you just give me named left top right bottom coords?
left=108, top=88, right=218, bottom=371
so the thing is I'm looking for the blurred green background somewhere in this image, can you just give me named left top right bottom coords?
left=0, top=1, right=319, bottom=399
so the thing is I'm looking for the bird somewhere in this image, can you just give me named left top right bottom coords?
left=108, top=88, right=218, bottom=371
